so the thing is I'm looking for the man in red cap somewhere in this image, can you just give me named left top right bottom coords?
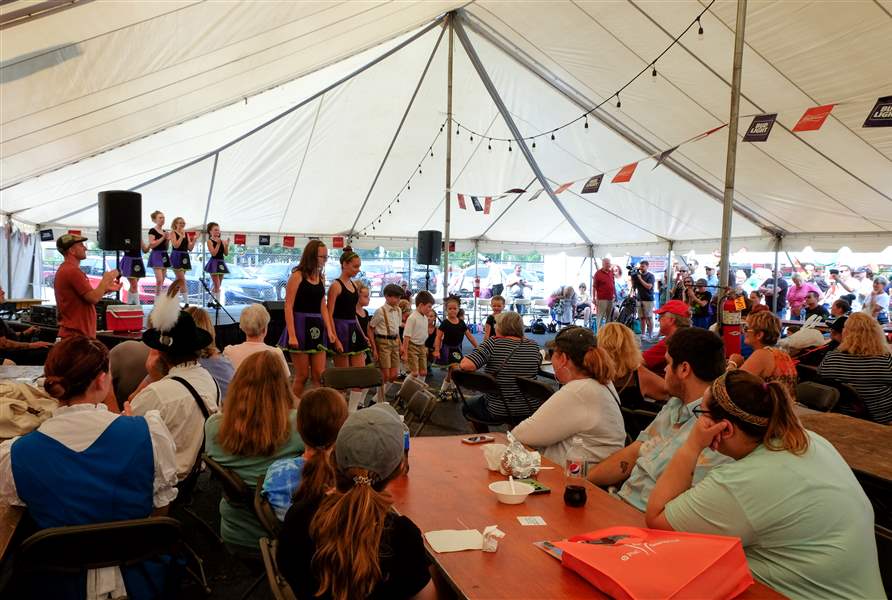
left=53, top=234, right=121, bottom=339
left=642, top=299, right=691, bottom=373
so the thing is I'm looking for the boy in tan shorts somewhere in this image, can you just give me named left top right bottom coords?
left=401, top=290, right=435, bottom=379
left=369, top=284, right=404, bottom=389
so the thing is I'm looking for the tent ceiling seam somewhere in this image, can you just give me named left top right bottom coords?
left=1, top=10, right=447, bottom=189
left=3, top=0, right=350, bottom=124
left=465, top=6, right=781, bottom=236
left=630, top=0, right=892, bottom=226
left=348, top=20, right=447, bottom=235
left=874, top=0, right=892, bottom=19
left=278, top=94, right=325, bottom=232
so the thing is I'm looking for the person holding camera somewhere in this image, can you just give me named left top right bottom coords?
left=631, top=261, right=656, bottom=340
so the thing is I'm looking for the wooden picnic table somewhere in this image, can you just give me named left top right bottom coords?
left=390, top=434, right=784, bottom=599
left=798, top=411, right=892, bottom=483
left=0, top=505, right=24, bottom=562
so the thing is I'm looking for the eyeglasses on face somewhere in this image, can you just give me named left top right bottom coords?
left=691, top=407, right=716, bottom=419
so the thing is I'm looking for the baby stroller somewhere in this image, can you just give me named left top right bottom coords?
left=616, top=295, right=638, bottom=329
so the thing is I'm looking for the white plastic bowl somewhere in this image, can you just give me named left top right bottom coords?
left=482, top=443, right=507, bottom=471
left=488, top=480, right=535, bottom=504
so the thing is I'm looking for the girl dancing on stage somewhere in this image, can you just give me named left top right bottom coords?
left=119, top=238, right=148, bottom=305
left=326, top=247, right=370, bottom=369
left=147, top=210, right=171, bottom=294
left=279, top=240, right=335, bottom=396
left=204, top=222, right=230, bottom=306
left=169, top=217, right=195, bottom=306
left=434, top=296, right=478, bottom=378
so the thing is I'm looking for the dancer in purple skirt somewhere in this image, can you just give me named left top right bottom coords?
left=147, top=210, right=171, bottom=296
left=326, top=247, right=369, bottom=369
left=279, top=239, right=335, bottom=396
left=203, top=222, right=230, bottom=306
left=169, top=216, right=196, bottom=306
left=119, top=239, right=147, bottom=305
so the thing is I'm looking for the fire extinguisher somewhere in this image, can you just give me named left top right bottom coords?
left=473, top=276, right=481, bottom=298
left=721, top=292, right=742, bottom=358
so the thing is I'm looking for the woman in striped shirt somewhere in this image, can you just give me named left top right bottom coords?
left=460, top=311, right=542, bottom=430
left=818, top=312, right=892, bottom=424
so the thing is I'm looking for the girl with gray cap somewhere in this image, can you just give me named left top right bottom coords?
left=277, top=403, right=436, bottom=600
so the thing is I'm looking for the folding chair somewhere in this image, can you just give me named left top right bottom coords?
left=5, top=517, right=186, bottom=598
left=321, top=366, right=383, bottom=390
left=452, top=370, right=523, bottom=432
left=254, top=476, right=281, bottom=538
left=876, top=525, right=892, bottom=596
left=514, top=376, right=555, bottom=405
left=395, top=375, right=427, bottom=411
left=795, top=363, right=820, bottom=384
left=620, top=406, right=659, bottom=442
left=259, top=537, right=297, bottom=600
left=795, top=382, right=840, bottom=413
left=404, top=389, right=438, bottom=436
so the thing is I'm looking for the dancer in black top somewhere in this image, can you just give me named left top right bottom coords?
left=146, top=210, right=170, bottom=294
left=119, top=237, right=148, bottom=305
left=435, top=297, right=478, bottom=384
left=169, top=216, right=195, bottom=306
left=203, top=222, right=230, bottom=306
left=327, top=247, right=369, bottom=368
left=279, top=239, right=335, bottom=396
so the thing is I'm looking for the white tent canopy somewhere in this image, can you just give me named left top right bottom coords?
left=2, top=0, right=891, bottom=256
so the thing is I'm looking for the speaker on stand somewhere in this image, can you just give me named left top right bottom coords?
left=98, top=190, right=142, bottom=304
left=417, top=230, right=442, bottom=292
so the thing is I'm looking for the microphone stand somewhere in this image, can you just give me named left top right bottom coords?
left=199, top=274, right=236, bottom=327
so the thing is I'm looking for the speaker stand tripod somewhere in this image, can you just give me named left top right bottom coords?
left=199, top=275, right=235, bottom=327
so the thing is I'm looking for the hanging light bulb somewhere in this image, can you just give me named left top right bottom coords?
left=430, top=150, right=434, bottom=157
left=418, top=168, right=422, bottom=175
left=551, top=132, right=555, bottom=141
left=396, top=197, right=400, bottom=203
left=652, top=65, right=657, bottom=80
left=456, top=125, right=460, bottom=136
left=440, top=124, right=444, bottom=133
left=616, top=94, right=621, bottom=109
left=408, top=184, right=411, bottom=190
left=532, top=140, right=536, bottom=149
left=388, top=209, right=392, bottom=215
left=697, top=16, right=704, bottom=39
left=584, top=115, right=589, bottom=129
left=470, top=134, right=474, bottom=142
left=508, top=140, right=512, bottom=152
left=487, top=140, right=492, bottom=151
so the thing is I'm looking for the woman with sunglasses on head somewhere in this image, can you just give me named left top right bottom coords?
left=645, top=370, right=883, bottom=599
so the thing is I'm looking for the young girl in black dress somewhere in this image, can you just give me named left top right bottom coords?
left=204, top=222, right=230, bottom=306
left=326, top=248, right=369, bottom=368
left=279, top=240, right=334, bottom=397
left=434, top=297, right=478, bottom=387
left=146, top=210, right=170, bottom=294
left=169, top=217, right=195, bottom=306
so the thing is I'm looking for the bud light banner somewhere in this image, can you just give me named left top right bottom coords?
left=743, top=113, right=777, bottom=142
left=863, top=96, right=892, bottom=128
left=39, top=229, right=54, bottom=242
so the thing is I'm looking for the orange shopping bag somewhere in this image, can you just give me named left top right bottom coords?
left=553, top=526, right=753, bottom=599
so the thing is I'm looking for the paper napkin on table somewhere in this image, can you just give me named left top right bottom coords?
left=424, top=529, right=484, bottom=553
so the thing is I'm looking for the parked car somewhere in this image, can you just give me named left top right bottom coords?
left=255, top=262, right=297, bottom=300
left=78, top=256, right=169, bottom=305
left=184, top=263, right=276, bottom=305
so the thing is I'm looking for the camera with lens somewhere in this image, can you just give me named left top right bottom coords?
left=626, top=263, right=638, bottom=277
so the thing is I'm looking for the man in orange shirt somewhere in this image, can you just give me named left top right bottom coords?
left=53, top=234, right=122, bottom=338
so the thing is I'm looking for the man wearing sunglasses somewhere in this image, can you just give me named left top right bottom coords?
left=588, top=328, right=731, bottom=511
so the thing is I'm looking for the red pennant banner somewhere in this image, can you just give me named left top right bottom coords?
left=282, top=236, right=295, bottom=248
left=792, top=104, right=835, bottom=132
left=332, top=236, right=345, bottom=249
left=611, top=163, right=638, bottom=184
left=457, top=193, right=467, bottom=210
left=233, top=233, right=246, bottom=245
left=68, top=229, right=81, bottom=236
left=702, top=124, right=726, bottom=137
left=484, top=197, right=492, bottom=215
left=554, top=182, right=574, bottom=194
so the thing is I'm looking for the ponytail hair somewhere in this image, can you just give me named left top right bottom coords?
left=44, top=336, right=109, bottom=402
left=293, top=388, right=347, bottom=506
left=206, top=221, right=219, bottom=235
left=710, top=370, right=809, bottom=455
left=309, top=465, right=401, bottom=600
left=552, top=326, right=615, bottom=385
left=339, top=246, right=359, bottom=265
left=581, top=346, right=616, bottom=385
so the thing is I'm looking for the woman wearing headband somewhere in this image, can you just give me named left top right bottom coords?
left=645, top=370, right=883, bottom=599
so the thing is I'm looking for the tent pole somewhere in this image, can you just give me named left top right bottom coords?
left=200, top=153, right=219, bottom=309
left=718, top=0, right=748, bottom=294
left=453, top=13, right=592, bottom=246
left=772, top=234, right=781, bottom=314
left=443, top=14, right=454, bottom=302
left=348, top=22, right=447, bottom=236
left=473, top=240, right=479, bottom=325
left=587, top=245, right=594, bottom=327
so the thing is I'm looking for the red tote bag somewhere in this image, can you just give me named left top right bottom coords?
left=554, top=526, right=753, bottom=599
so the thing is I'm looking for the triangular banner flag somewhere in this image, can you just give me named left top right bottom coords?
left=282, top=235, right=295, bottom=248
left=792, top=104, right=835, bottom=132
left=470, top=196, right=483, bottom=211
left=581, top=174, right=603, bottom=194
left=504, top=188, right=527, bottom=194
left=702, top=123, right=726, bottom=137
left=863, top=96, right=892, bottom=128
left=743, top=113, right=777, bottom=142
left=611, top=162, right=638, bottom=184
left=484, top=197, right=492, bottom=215
left=457, top=193, right=467, bottom=210
left=554, top=182, right=574, bottom=194
left=528, top=188, right=544, bottom=202
left=652, top=145, right=679, bottom=170
left=233, top=233, right=246, bottom=245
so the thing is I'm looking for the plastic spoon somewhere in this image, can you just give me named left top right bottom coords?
left=509, top=476, right=516, bottom=494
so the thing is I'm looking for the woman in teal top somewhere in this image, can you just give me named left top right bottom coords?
left=205, top=351, right=304, bottom=554
left=646, top=371, right=884, bottom=600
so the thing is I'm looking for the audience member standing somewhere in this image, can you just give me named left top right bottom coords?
left=758, top=270, right=788, bottom=317
left=865, top=276, right=890, bottom=324
left=630, top=261, right=656, bottom=340
left=786, top=273, right=820, bottom=319
left=646, top=370, right=884, bottom=599
left=53, top=234, right=121, bottom=338
left=593, top=258, right=615, bottom=327
left=205, top=351, right=304, bottom=554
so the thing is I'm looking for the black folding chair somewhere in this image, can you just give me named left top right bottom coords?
left=321, top=366, right=382, bottom=390
left=5, top=517, right=184, bottom=598
left=796, top=382, right=840, bottom=413
left=404, top=389, right=438, bottom=436
left=514, top=376, right=556, bottom=405
left=453, top=370, right=524, bottom=432
left=254, top=476, right=281, bottom=538
left=259, top=537, right=297, bottom=600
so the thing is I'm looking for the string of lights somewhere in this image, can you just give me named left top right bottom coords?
left=353, top=118, right=449, bottom=239
left=451, top=0, right=715, bottom=147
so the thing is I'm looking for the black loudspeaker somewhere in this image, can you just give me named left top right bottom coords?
left=97, top=190, right=142, bottom=251
left=263, top=301, right=286, bottom=346
left=417, top=230, right=442, bottom=265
